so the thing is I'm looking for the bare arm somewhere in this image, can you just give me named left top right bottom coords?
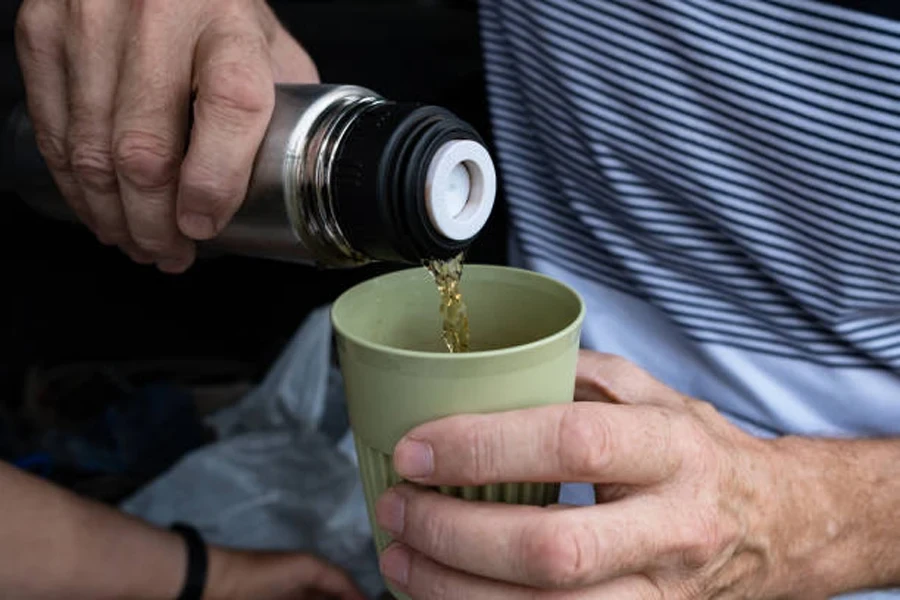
left=0, top=461, right=364, bottom=600
left=0, top=460, right=186, bottom=599
left=769, top=437, right=900, bottom=596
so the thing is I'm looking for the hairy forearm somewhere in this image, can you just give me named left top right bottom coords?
left=0, top=460, right=186, bottom=599
left=767, top=436, right=900, bottom=597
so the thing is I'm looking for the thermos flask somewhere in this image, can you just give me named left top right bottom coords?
left=1, top=84, right=497, bottom=266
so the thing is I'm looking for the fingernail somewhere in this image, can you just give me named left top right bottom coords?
left=375, top=489, right=406, bottom=536
left=179, top=212, right=216, bottom=240
left=380, top=544, right=410, bottom=587
left=394, top=438, right=434, bottom=480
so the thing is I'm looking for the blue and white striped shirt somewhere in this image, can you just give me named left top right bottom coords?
left=480, top=1, right=900, bottom=597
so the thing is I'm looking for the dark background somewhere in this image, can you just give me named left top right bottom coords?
left=0, top=0, right=504, bottom=408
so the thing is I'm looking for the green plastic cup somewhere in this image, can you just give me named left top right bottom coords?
left=332, top=265, right=585, bottom=599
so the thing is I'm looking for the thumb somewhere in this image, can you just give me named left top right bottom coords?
left=575, top=350, right=685, bottom=408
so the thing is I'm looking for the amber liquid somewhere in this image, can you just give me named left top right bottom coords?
left=425, top=253, right=470, bottom=353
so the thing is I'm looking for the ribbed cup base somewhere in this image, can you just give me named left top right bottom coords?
left=354, top=435, right=560, bottom=599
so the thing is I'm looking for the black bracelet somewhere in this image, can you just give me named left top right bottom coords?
left=170, top=523, right=208, bottom=600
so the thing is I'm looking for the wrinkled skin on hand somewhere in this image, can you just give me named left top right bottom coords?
left=15, top=0, right=318, bottom=272
left=373, top=351, right=825, bottom=599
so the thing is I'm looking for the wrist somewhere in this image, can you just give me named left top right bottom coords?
left=748, top=436, right=840, bottom=598
left=203, top=547, right=240, bottom=600
left=761, top=436, right=900, bottom=597
left=67, top=501, right=187, bottom=600
left=713, top=432, right=804, bottom=600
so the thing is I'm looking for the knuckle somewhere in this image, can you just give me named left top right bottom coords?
left=669, top=410, right=711, bottom=469
left=179, top=172, right=242, bottom=217
left=591, top=353, right=635, bottom=381
left=69, top=141, right=117, bottom=192
left=15, top=1, right=54, bottom=56
left=579, top=353, right=636, bottom=404
left=113, top=131, right=179, bottom=190
left=557, top=404, right=612, bottom=478
left=462, top=418, right=498, bottom=484
left=520, top=519, right=593, bottom=589
left=33, top=130, right=69, bottom=171
left=200, top=58, right=273, bottom=120
left=679, top=509, right=724, bottom=569
left=416, top=502, right=455, bottom=558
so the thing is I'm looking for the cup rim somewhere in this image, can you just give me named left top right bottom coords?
left=331, top=264, right=586, bottom=360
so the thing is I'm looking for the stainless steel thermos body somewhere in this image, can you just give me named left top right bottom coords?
left=2, top=84, right=497, bottom=266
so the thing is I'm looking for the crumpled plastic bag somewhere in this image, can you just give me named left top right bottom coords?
left=121, top=305, right=383, bottom=597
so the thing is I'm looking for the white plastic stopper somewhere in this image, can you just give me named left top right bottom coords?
left=424, top=140, right=497, bottom=241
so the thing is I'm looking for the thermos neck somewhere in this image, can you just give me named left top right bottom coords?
left=324, top=101, right=495, bottom=264
left=2, top=84, right=497, bottom=267
left=286, top=92, right=382, bottom=265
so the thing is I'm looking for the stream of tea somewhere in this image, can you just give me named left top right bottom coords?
left=425, top=253, right=470, bottom=353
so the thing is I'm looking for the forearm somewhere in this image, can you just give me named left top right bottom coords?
left=767, top=436, right=900, bottom=597
left=0, top=460, right=186, bottom=599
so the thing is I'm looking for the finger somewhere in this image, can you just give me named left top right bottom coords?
left=376, top=485, right=678, bottom=589
left=269, top=29, right=319, bottom=83
left=380, top=542, right=662, bottom=600
left=64, top=0, right=152, bottom=262
left=576, top=351, right=686, bottom=408
left=112, top=3, right=196, bottom=272
left=176, top=17, right=275, bottom=241
left=15, top=0, right=92, bottom=228
left=294, top=555, right=366, bottom=600
left=394, top=402, right=680, bottom=486
left=255, top=1, right=320, bottom=83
